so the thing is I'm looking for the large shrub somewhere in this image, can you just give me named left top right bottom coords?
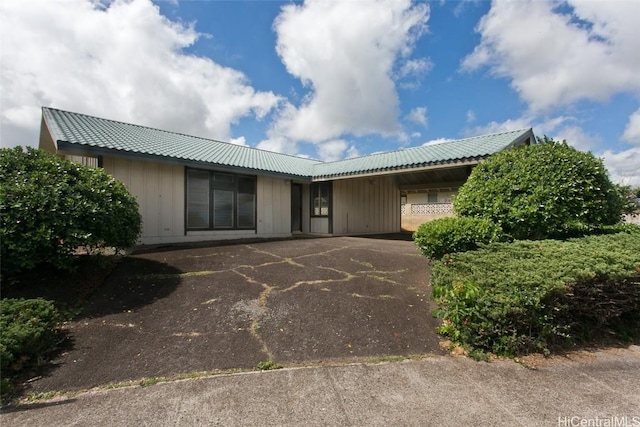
left=431, top=230, right=640, bottom=357
left=453, top=138, right=625, bottom=240
left=0, top=147, right=142, bottom=277
left=0, top=298, right=60, bottom=376
left=413, top=217, right=503, bottom=260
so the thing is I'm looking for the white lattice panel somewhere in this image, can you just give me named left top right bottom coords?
left=410, top=203, right=453, bottom=215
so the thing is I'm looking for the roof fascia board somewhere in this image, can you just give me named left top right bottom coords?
left=399, top=180, right=467, bottom=192
left=509, top=128, right=535, bottom=148
left=56, top=141, right=313, bottom=182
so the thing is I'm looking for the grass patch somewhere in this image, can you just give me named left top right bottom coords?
left=256, top=360, right=283, bottom=371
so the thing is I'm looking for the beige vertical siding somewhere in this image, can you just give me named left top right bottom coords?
left=310, top=217, right=330, bottom=234
left=102, top=157, right=184, bottom=244
left=256, top=176, right=291, bottom=236
left=95, top=159, right=295, bottom=244
left=332, top=175, right=400, bottom=234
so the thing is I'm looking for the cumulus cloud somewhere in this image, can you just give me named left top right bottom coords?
left=622, top=109, right=640, bottom=145
left=406, top=107, right=428, bottom=127
left=265, top=0, right=429, bottom=155
left=601, top=147, right=640, bottom=187
left=468, top=114, right=602, bottom=151
left=461, top=0, right=640, bottom=112
left=0, top=0, right=280, bottom=148
left=316, top=139, right=350, bottom=162
left=470, top=115, right=638, bottom=184
left=466, top=117, right=532, bottom=136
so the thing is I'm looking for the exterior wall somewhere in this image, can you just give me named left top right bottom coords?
left=332, top=175, right=400, bottom=235
left=310, top=217, right=330, bottom=234
left=401, top=192, right=457, bottom=232
left=102, top=158, right=294, bottom=245
left=256, top=176, right=292, bottom=237
left=102, top=157, right=185, bottom=245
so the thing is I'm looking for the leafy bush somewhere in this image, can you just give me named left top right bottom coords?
left=0, top=147, right=142, bottom=278
left=430, top=232, right=640, bottom=356
left=0, top=298, right=60, bottom=376
left=413, top=217, right=504, bottom=259
left=453, top=137, right=625, bottom=240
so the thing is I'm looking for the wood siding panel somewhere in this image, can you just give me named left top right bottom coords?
left=101, top=157, right=185, bottom=243
left=332, top=176, right=400, bottom=235
left=257, top=176, right=290, bottom=236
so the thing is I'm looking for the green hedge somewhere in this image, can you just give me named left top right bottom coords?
left=430, top=231, right=640, bottom=356
left=453, top=139, right=624, bottom=240
left=0, top=298, right=60, bottom=378
left=413, top=217, right=504, bottom=260
left=0, top=147, right=142, bottom=278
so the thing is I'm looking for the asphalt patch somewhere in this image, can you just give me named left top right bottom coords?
left=26, top=236, right=445, bottom=393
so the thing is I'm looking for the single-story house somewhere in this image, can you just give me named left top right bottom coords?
left=38, top=107, right=535, bottom=245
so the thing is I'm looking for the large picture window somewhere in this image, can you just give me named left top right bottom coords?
left=311, top=182, right=331, bottom=217
left=186, top=169, right=256, bottom=230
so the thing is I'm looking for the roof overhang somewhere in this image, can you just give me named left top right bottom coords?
left=311, top=158, right=482, bottom=182
left=55, top=141, right=314, bottom=182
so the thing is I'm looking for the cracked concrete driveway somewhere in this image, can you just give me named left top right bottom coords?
left=27, top=235, right=445, bottom=393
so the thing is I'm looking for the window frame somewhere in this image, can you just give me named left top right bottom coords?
left=310, top=181, right=331, bottom=218
left=185, top=168, right=257, bottom=231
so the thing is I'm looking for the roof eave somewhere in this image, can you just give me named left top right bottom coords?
left=56, top=141, right=314, bottom=182
left=311, top=157, right=484, bottom=182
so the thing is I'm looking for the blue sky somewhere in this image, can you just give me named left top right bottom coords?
left=1, top=0, right=639, bottom=184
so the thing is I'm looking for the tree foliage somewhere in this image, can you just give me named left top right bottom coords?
left=413, top=217, right=504, bottom=260
left=0, top=147, right=142, bottom=278
left=453, top=137, right=625, bottom=239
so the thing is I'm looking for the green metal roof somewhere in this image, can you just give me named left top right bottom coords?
left=42, top=107, right=320, bottom=179
left=42, top=107, right=533, bottom=180
left=311, top=128, right=534, bottom=179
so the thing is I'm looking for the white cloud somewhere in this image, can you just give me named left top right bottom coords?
left=422, top=137, right=452, bottom=146
left=316, top=139, right=350, bottom=162
left=467, top=117, right=532, bottom=136
left=256, top=135, right=299, bottom=156
left=345, top=145, right=360, bottom=159
left=551, top=125, right=602, bottom=152
left=228, top=136, right=247, bottom=146
left=407, top=107, right=428, bottom=127
left=461, top=0, right=640, bottom=112
left=0, top=0, right=280, bottom=148
left=622, top=109, right=640, bottom=145
left=398, top=58, right=433, bottom=79
left=601, top=147, right=640, bottom=187
left=471, top=115, right=638, bottom=185
left=466, top=110, right=476, bottom=123
left=269, top=0, right=429, bottom=155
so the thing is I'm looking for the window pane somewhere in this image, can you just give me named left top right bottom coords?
left=320, top=196, right=329, bottom=215
left=312, top=182, right=330, bottom=217
left=214, top=173, right=234, bottom=184
left=187, top=170, right=209, bottom=228
left=427, top=193, right=438, bottom=203
left=237, top=193, right=255, bottom=228
left=314, top=196, right=321, bottom=216
left=214, top=189, right=234, bottom=228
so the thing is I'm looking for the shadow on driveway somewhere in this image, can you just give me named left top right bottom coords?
left=27, top=236, right=444, bottom=393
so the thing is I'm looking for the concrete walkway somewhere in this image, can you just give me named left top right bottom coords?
left=3, top=346, right=639, bottom=426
